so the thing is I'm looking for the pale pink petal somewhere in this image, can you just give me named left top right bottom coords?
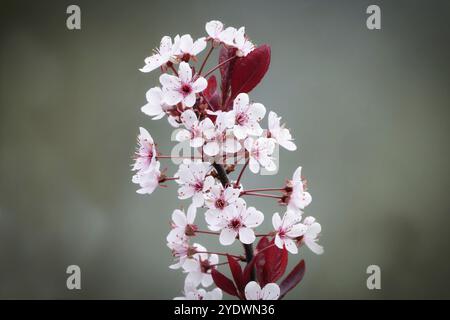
left=160, top=73, right=180, bottom=90
left=191, top=37, right=207, bottom=55
left=192, top=77, right=208, bottom=93
left=219, top=227, right=237, bottom=246
left=238, top=227, right=255, bottom=244
left=243, top=207, right=264, bottom=228
left=203, top=141, right=220, bottom=156
left=172, top=209, right=187, bottom=227
left=180, top=110, right=198, bottom=129
left=183, top=92, right=197, bottom=107
left=261, top=283, right=280, bottom=300
left=178, top=61, right=192, bottom=83
left=186, top=204, right=197, bottom=224
left=245, top=281, right=261, bottom=300
left=272, top=212, right=282, bottom=230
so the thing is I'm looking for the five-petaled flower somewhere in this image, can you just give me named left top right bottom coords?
left=175, top=161, right=215, bottom=207
left=209, top=198, right=264, bottom=245
left=202, top=111, right=241, bottom=157
left=160, top=61, right=207, bottom=107
left=267, top=111, right=297, bottom=151
left=182, top=243, right=218, bottom=287
left=205, top=186, right=240, bottom=222
left=141, top=87, right=169, bottom=120
left=132, top=161, right=161, bottom=195
left=301, top=216, right=324, bottom=255
left=233, top=27, right=255, bottom=57
left=132, top=127, right=158, bottom=173
left=231, top=93, right=266, bottom=140
left=244, top=137, right=276, bottom=173
left=175, top=110, right=209, bottom=148
left=205, top=20, right=236, bottom=46
left=272, top=210, right=306, bottom=254
left=167, top=205, right=197, bottom=245
left=175, top=34, right=207, bottom=61
left=140, top=35, right=178, bottom=73
left=287, top=166, right=312, bottom=212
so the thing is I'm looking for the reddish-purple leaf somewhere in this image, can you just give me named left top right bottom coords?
left=279, top=260, right=306, bottom=299
left=242, top=256, right=257, bottom=284
left=203, top=75, right=221, bottom=110
left=204, top=75, right=217, bottom=98
left=254, top=236, right=270, bottom=284
left=264, top=245, right=289, bottom=284
left=227, top=255, right=244, bottom=293
left=230, top=45, right=271, bottom=100
left=219, top=46, right=237, bottom=106
left=211, top=268, right=239, bottom=297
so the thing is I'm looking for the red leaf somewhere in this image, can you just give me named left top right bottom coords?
left=227, top=255, right=244, bottom=294
left=254, top=236, right=270, bottom=284
left=242, top=256, right=257, bottom=284
left=264, top=245, right=289, bottom=284
left=219, top=46, right=237, bottom=107
left=230, top=45, right=271, bottom=100
left=279, top=260, right=306, bottom=299
left=204, top=75, right=217, bottom=99
left=211, top=268, right=239, bottom=297
left=203, top=75, right=221, bottom=111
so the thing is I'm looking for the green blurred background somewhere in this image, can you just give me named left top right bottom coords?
left=1, top=0, right=449, bottom=299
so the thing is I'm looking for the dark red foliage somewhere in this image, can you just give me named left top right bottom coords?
left=279, top=260, right=306, bottom=299
left=230, top=44, right=271, bottom=102
left=251, top=236, right=288, bottom=286
left=227, top=255, right=245, bottom=298
left=204, top=75, right=217, bottom=99
left=203, top=75, right=220, bottom=110
left=211, top=267, right=239, bottom=297
left=219, top=46, right=237, bottom=107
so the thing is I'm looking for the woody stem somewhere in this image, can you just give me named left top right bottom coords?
left=235, top=158, right=249, bottom=187
left=212, top=162, right=256, bottom=281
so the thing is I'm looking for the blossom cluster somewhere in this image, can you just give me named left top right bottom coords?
left=131, top=20, right=323, bottom=300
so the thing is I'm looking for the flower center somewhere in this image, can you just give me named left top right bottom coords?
left=200, top=260, right=211, bottom=273
left=181, top=83, right=192, bottom=96
left=236, top=112, right=249, bottom=125
left=193, top=181, right=203, bottom=192
left=215, top=198, right=226, bottom=209
left=230, top=218, right=242, bottom=230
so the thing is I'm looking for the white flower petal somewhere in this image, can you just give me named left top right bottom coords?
left=239, top=227, right=256, bottom=244
left=219, top=227, right=237, bottom=245
left=172, top=209, right=187, bottom=227
left=178, top=61, right=192, bottom=83
left=192, top=77, right=208, bottom=93
left=245, top=281, right=261, bottom=300
left=261, top=283, right=280, bottom=300
left=272, top=212, right=282, bottom=229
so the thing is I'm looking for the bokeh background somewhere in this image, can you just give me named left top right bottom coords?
left=1, top=0, right=450, bottom=299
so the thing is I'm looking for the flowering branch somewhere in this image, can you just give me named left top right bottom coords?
left=131, top=20, right=323, bottom=301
